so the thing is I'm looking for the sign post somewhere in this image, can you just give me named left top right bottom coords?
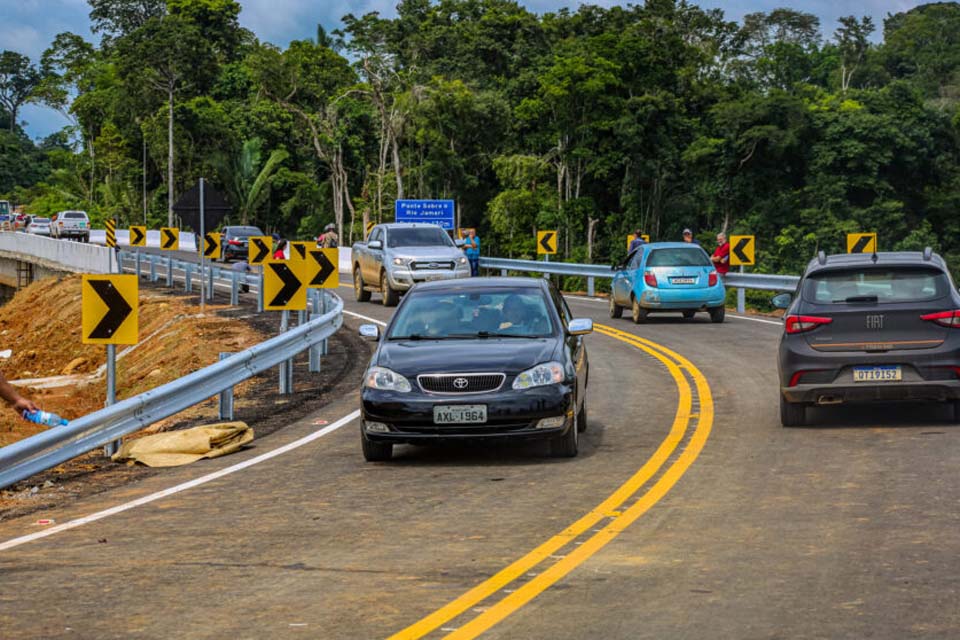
left=729, top=235, right=756, bottom=314
left=199, top=177, right=206, bottom=311
left=82, top=274, right=138, bottom=456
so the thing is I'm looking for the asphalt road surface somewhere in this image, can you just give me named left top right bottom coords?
left=2, top=276, right=959, bottom=639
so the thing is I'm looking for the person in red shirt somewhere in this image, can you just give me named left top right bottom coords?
left=273, top=238, right=287, bottom=259
left=711, top=232, right=730, bottom=276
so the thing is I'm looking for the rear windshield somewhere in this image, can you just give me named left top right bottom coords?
left=802, top=267, right=951, bottom=304
left=389, top=288, right=554, bottom=339
left=31, top=218, right=50, bottom=223
left=387, top=227, right=453, bottom=248
left=227, top=227, right=263, bottom=237
left=64, top=212, right=87, bottom=219
left=646, top=248, right=711, bottom=267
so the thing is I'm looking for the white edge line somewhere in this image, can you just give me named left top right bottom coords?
left=342, top=310, right=388, bottom=327
left=0, top=409, right=361, bottom=552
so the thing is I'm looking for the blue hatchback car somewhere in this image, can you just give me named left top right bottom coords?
left=609, top=242, right=726, bottom=323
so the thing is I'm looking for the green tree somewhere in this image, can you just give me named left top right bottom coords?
left=214, top=137, right=289, bottom=225
left=0, top=51, right=42, bottom=133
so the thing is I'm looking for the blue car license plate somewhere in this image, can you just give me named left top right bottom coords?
left=852, top=366, right=901, bottom=382
left=670, top=277, right=696, bottom=284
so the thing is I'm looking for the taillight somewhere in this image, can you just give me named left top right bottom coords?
left=788, top=370, right=829, bottom=387
left=921, top=310, right=960, bottom=328
left=708, top=271, right=718, bottom=287
left=785, top=315, right=833, bottom=334
left=228, top=239, right=241, bottom=246
left=644, top=271, right=658, bottom=288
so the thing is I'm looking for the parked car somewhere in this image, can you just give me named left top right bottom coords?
left=221, top=225, right=265, bottom=261
left=51, top=210, right=90, bottom=242
left=26, top=217, right=51, bottom=236
left=352, top=223, right=470, bottom=307
left=357, top=277, right=592, bottom=461
left=775, top=248, right=960, bottom=427
left=26, top=216, right=50, bottom=236
left=609, top=242, right=726, bottom=323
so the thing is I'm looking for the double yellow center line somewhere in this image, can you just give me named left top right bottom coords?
left=389, top=324, right=714, bottom=639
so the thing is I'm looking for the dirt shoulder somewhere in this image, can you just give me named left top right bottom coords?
left=0, top=276, right=368, bottom=522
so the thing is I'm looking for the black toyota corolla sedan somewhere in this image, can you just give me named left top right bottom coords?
left=776, top=249, right=960, bottom=426
left=358, top=277, right=592, bottom=461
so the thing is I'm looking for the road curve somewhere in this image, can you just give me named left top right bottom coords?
left=1, top=281, right=959, bottom=639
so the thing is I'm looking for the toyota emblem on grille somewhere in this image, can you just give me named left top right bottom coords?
left=453, top=377, right=469, bottom=389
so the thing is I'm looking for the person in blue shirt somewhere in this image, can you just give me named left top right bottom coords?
left=628, top=229, right=645, bottom=253
left=463, top=228, right=480, bottom=276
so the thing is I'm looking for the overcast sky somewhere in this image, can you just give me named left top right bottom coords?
left=2, top=0, right=925, bottom=141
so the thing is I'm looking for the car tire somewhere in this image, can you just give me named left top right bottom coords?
left=354, top=266, right=371, bottom=302
left=83, top=234, right=89, bottom=243
left=683, top=310, right=696, bottom=319
left=381, top=271, right=399, bottom=307
left=550, top=411, right=579, bottom=458
left=631, top=298, right=648, bottom=324
left=576, top=399, right=588, bottom=433
left=361, top=430, right=393, bottom=461
left=709, top=306, right=725, bottom=323
left=952, top=400, right=960, bottom=423
left=609, top=297, right=623, bottom=319
left=780, top=395, right=806, bottom=427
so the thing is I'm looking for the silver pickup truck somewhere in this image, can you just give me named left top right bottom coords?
left=352, top=223, right=471, bottom=306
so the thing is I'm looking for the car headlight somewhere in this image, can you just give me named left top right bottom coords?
left=364, top=366, right=412, bottom=392
left=512, top=361, right=565, bottom=390
left=457, top=257, right=468, bottom=265
left=392, top=257, right=406, bottom=266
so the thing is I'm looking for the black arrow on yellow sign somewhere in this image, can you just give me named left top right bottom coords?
left=161, top=228, right=177, bottom=249
left=203, top=233, right=221, bottom=258
left=292, top=242, right=307, bottom=260
left=539, top=232, right=556, bottom=254
left=308, top=249, right=336, bottom=286
left=733, top=238, right=751, bottom=263
left=250, top=237, right=270, bottom=264
left=851, top=236, right=872, bottom=253
left=88, top=280, right=132, bottom=340
left=268, top=263, right=302, bottom=307
left=130, top=226, right=145, bottom=246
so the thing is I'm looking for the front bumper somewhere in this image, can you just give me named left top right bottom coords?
left=638, top=286, right=725, bottom=310
left=361, top=383, right=575, bottom=444
left=387, top=267, right=471, bottom=291
left=779, top=336, right=960, bottom=404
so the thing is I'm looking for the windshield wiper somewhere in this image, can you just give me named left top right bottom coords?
left=839, top=295, right=879, bottom=303
left=388, top=334, right=457, bottom=341
left=474, top=331, right=543, bottom=339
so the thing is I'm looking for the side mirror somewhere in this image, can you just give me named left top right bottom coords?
left=771, top=293, right=793, bottom=309
left=359, top=324, right=380, bottom=341
left=568, top=318, right=594, bottom=336
left=368, top=240, right=382, bottom=250
left=454, top=238, right=465, bottom=247
left=611, top=264, right=621, bottom=272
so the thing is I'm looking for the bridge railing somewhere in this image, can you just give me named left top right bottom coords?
left=0, top=266, right=343, bottom=490
left=478, top=257, right=799, bottom=312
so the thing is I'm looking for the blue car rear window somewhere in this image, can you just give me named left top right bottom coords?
left=646, top=248, right=711, bottom=267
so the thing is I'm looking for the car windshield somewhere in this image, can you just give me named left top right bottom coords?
left=802, top=267, right=951, bottom=304
left=389, top=289, right=554, bottom=339
left=64, top=212, right=87, bottom=219
left=228, top=227, right=263, bottom=237
left=387, top=227, right=453, bottom=248
left=646, top=248, right=711, bottom=267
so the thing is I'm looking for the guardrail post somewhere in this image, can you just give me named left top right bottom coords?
left=135, top=251, right=142, bottom=279
left=501, top=268, right=508, bottom=277
left=309, top=292, right=322, bottom=373
left=320, top=292, right=329, bottom=356
left=150, top=254, right=157, bottom=282
left=230, top=271, right=239, bottom=306
left=737, top=265, right=745, bottom=314
left=185, top=264, right=193, bottom=292
left=166, top=258, right=173, bottom=287
left=208, top=266, right=216, bottom=301
left=218, top=352, right=234, bottom=420
left=103, top=344, right=119, bottom=457
left=587, top=276, right=595, bottom=297
left=257, top=271, right=264, bottom=313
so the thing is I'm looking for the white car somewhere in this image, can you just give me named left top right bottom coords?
left=52, top=210, right=90, bottom=242
left=26, top=217, right=52, bottom=236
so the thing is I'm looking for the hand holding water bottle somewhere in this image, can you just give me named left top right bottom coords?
left=1, top=370, right=38, bottom=415
left=22, top=409, right=68, bottom=427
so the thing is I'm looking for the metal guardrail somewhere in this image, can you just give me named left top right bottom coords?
left=479, top=256, right=799, bottom=310
left=0, top=260, right=343, bottom=490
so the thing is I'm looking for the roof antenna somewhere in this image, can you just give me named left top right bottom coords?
left=817, top=250, right=827, bottom=265
left=923, top=246, right=933, bottom=261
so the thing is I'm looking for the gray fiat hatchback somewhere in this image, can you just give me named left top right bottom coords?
left=775, top=248, right=960, bottom=426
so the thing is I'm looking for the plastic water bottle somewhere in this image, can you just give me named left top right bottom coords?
left=22, top=410, right=68, bottom=427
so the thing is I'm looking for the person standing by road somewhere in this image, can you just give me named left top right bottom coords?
left=628, top=229, right=645, bottom=253
left=711, top=232, right=730, bottom=277
left=273, top=238, right=287, bottom=259
left=320, top=223, right=339, bottom=249
left=0, top=371, right=38, bottom=416
left=682, top=228, right=700, bottom=245
left=463, top=228, right=480, bottom=277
